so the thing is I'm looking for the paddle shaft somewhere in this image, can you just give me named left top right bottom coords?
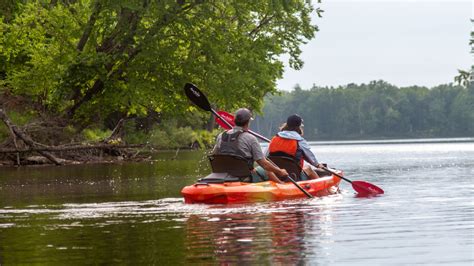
left=286, top=174, right=314, bottom=198
left=211, top=110, right=313, bottom=198
left=321, top=166, right=352, bottom=183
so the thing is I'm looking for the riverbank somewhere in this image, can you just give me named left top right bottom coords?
left=0, top=92, right=217, bottom=166
left=0, top=145, right=199, bottom=167
left=2, top=92, right=472, bottom=167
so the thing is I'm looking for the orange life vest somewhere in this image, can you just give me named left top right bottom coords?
left=268, top=136, right=304, bottom=168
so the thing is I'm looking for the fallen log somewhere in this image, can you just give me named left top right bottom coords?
left=103, top=118, right=125, bottom=143
left=0, top=108, right=63, bottom=165
left=0, top=144, right=144, bottom=153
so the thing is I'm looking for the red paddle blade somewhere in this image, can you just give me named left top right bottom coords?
left=352, top=181, right=384, bottom=196
left=215, top=110, right=235, bottom=130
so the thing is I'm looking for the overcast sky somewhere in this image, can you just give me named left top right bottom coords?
left=277, top=0, right=472, bottom=90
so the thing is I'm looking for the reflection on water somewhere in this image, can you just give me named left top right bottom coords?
left=0, top=140, right=473, bottom=264
left=185, top=210, right=309, bottom=264
left=184, top=196, right=342, bottom=264
left=0, top=195, right=344, bottom=264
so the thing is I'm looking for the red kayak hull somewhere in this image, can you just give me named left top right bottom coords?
left=181, top=172, right=342, bottom=204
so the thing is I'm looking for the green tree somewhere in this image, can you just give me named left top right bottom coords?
left=455, top=69, right=471, bottom=88
left=450, top=85, right=474, bottom=135
left=454, top=22, right=473, bottom=87
left=253, top=81, right=471, bottom=140
left=1, top=0, right=320, bottom=125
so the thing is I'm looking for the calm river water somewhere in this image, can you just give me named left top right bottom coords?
left=0, top=139, right=473, bottom=265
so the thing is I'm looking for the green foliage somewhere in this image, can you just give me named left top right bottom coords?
left=0, top=123, right=8, bottom=142
left=455, top=69, right=471, bottom=88
left=455, top=27, right=473, bottom=88
left=254, top=81, right=474, bottom=140
left=191, top=129, right=221, bottom=149
left=148, top=126, right=195, bottom=149
left=123, top=128, right=148, bottom=145
left=1, top=0, right=319, bottom=123
left=0, top=0, right=22, bottom=22
left=124, top=119, right=219, bottom=149
left=82, top=128, right=112, bottom=142
left=0, top=109, right=37, bottom=142
left=5, top=110, right=36, bottom=126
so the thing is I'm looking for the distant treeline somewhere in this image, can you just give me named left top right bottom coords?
left=252, top=81, right=474, bottom=140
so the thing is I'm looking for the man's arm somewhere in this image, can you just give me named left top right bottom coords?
left=256, top=158, right=288, bottom=178
left=246, top=133, right=288, bottom=178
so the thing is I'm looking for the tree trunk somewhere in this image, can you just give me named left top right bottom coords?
left=103, top=118, right=125, bottom=143
left=67, top=5, right=142, bottom=118
left=67, top=78, right=104, bottom=118
left=76, top=0, right=101, bottom=52
left=66, top=2, right=199, bottom=118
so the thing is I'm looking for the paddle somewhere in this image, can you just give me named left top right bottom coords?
left=184, top=83, right=313, bottom=198
left=215, top=111, right=235, bottom=129
left=215, top=111, right=272, bottom=142
left=212, top=110, right=384, bottom=196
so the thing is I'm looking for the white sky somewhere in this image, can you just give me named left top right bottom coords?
left=277, top=0, right=473, bottom=90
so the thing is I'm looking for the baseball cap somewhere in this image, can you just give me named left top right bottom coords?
left=287, top=114, right=303, bottom=127
left=234, top=108, right=253, bottom=125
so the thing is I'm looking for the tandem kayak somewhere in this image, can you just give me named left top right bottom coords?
left=181, top=171, right=342, bottom=204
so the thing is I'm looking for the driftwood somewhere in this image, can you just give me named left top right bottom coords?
left=0, top=108, right=63, bottom=165
left=0, top=108, right=154, bottom=166
left=6, top=114, right=20, bottom=165
left=0, top=144, right=144, bottom=153
left=103, top=118, right=125, bottom=143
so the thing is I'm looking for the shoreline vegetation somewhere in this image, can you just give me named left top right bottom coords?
left=0, top=94, right=218, bottom=166
left=252, top=81, right=474, bottom=140
left=1, top=2, right=472, bottom=167
left=1, top=81, right=473, bottom=167
left=0, top=114, right=217, bottom=167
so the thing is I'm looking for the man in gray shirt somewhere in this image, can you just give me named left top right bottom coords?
left=213, top=108, right=288, bottom=183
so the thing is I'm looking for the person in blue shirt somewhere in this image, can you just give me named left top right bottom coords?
left=267, top=114, right=324, bottom=180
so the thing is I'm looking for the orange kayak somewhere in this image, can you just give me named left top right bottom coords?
left=181, top=172, right=342, bottom=204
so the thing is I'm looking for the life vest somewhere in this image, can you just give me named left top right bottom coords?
left=216, top=131, right=254, bottom=170
left=268, top=135, right=304, bottom=168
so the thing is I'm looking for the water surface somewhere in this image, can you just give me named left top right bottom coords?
left=0, top=140, right=473, bottom=264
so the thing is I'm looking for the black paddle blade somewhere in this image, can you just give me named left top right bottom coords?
left=184, top=83, right=211, bottom=111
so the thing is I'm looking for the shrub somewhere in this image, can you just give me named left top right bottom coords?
left=123, top=118, right=221, bottom=149
left=0, top=110, right=37, bottom=142
left=191, top=129, right=220, bottom=149
left=82, top=128, right=112, bottom=142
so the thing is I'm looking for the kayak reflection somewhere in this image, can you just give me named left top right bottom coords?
left=184, top=203, right=331, bottom=264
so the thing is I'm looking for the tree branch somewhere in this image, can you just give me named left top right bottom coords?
left=77, top=0, right=101, bottom=52
left=67, top=2, right=199, bottom=118
left=248, top=14, right=274, bottom=38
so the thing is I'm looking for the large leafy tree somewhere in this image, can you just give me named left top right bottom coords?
left=0, top=0, right=320, bottom=123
